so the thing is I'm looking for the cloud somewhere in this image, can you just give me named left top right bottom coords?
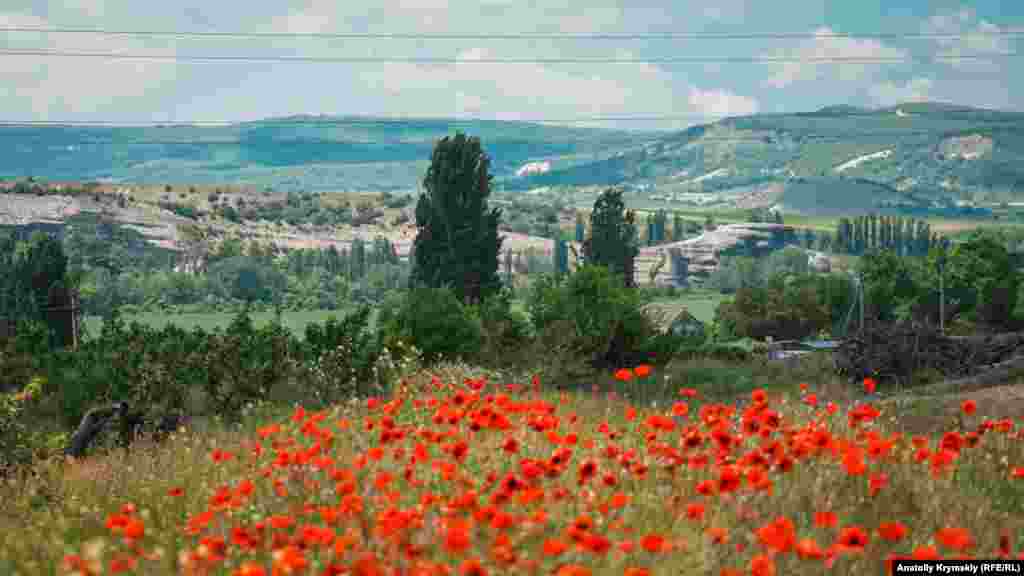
left=688, top=86, right=759, bottom=118
left=700, top=0, right=750, bottom=22
left=868, top=77, right=934, bottom=107
left=765, top=26, right=908, bottom=89
left=0, top=9, right=181, bottom=121
left=923, top=7, right=1019, bottom=73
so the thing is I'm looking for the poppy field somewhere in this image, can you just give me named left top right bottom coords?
left=3, top=365, right=1024, bottom=575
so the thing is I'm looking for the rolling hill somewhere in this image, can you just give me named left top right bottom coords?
left=507, top=102, right=1024, bottom=212
left=2, top=103, right=1023, bottom=211
left=0, top=117, right=659, bottom=193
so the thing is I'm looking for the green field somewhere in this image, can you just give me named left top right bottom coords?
left=82, top=308, right=378, bottom=342
left=81, top=291, right=727, bottom=344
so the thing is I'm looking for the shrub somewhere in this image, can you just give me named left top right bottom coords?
left=300, top=306, right=383, bottom=402
left=0, top=376, right=44, bottom=475
left=377, top=287, right=483, bottom=365
left=466, top=289, right=534, bottom=368
left=527, top=264, right=681, bottom=371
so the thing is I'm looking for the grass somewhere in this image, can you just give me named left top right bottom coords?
left=81, top=309, right=377, bottom=342
left=3, top=354, right=1022, bottom=575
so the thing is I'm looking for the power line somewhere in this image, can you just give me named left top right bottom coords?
left=0, top=48, right=1018, bottom=64
left=0, top=115, right=736, bottom=126
left=0, top=109, right=1018, bottom=128
left=0, top=131, right=1006, bottom=145
left=3, top=26, right=1023, bottom=41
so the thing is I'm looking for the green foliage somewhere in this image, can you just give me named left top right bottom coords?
left=713, top=273, right=835, bottom=341
left=708, top=246, right=817, bottom=295
left=583, top=188, right=639, bottom=289
left=0, top=376, right=47, bottom=475
left=300, top=305, right=384, bottom=403
left=451, top=289, right=534, bottom=370
left=377, top=286, right=483, bottom=365
left=527, top=264, right=679, bottom=371
left=208, top=256, right=288, bottom=304
left=947, top=230, right=1020, bottom=327
left=410, top=133, right=504, bottom=305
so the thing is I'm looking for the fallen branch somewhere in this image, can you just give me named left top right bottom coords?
left=64, top=402, right=128, bottom=459
left=63, top=402, right=189, bottom=459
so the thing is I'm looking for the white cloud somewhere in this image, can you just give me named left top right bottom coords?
left=688, top=86, right=759, bottom=118
left=0, top=10, right=181, bottom=120
left=924, top=8, right=1018, bottom=73
left=700, top=0, right=750, bottom=22
left=766, top=26, right=908, bottom=89
left=868, top=77, right=934, bottom=107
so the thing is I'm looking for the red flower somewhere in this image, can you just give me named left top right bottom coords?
left=863, top=377, right=878, bottom=394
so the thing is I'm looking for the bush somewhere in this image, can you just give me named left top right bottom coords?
left=527, top=265, right=681, bottom=371
left=301, top=306, right=383, bottom=403
left=0, top=376, right=45, bottom=475
left=467, top=289, right=534, bottom=367
left=377, top=287, right=483, bottom=365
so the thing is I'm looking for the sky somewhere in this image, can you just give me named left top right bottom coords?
left=0, top=0, right=1021, bottom=131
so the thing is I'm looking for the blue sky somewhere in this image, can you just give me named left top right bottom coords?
left=0, top=0, right=1021, bottom=130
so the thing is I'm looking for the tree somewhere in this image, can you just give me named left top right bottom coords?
left=583, top=188, right=639, bottom=289
left=947, top=231, right=1020, bottom=328
left=409, top=133, right=503, bottom=305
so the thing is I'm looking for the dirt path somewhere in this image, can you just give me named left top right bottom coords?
left=879, top=382, right=1024, bottom=436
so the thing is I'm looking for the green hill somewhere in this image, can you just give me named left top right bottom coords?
left=3, top=103, right=1023, bottom=207
left=0, top=117, right=658, bottom=192
left=507, top=102, right=1024, bottom=208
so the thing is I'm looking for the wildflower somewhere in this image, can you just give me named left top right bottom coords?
left=640, top=533, right=668, bottom=553
left=795, top=538, right=825, bottom=559
left=878, top=522, right=908, bottom=542
left=961, top=399, right=977, bottom=416
left=750, top=554, right=775, bottom=576
left=706, top=527, right=729, bottom=545
left=814, top=511, right=838, bottom=529
left=634, top=364, right=652, bottom=378
left=863, top=377, right=877, bottom=394
left=755, top=517, right=796, bottom=554
left=936, top=528, right=975, bottom=552
left=835, top=526, right=869, bottom=553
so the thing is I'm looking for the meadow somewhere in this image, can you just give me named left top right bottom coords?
left=81, top=309, right=378, bottom=342
left=3, top=351, right=1023, bottom=575
left=79, top=291, right=723, bottom=345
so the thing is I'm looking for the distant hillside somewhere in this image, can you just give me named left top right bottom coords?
left=507, top=102, right=1024, bottom=209
left=3, top=103, right=1023, bottom=208
left=0, top=117, right=658, bottom=192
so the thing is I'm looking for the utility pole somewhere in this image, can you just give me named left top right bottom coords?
left=859, top=272, right=865, bottom=332
left=938, top=238, right=949, bottom=334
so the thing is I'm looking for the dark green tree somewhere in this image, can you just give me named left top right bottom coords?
left=409, top=133, right=503, bottom=305
left=653, top=209, right=667, bottom=244
left=350, top=238, right=366, bottom=281
left=673, top=213, right=685, bottom=241
left=582, top=188, right=639, bottom=289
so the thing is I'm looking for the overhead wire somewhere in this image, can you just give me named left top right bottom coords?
left=0, top=48, right=1017, bottom=63
left=2, top=26, right=1022, bottom=40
